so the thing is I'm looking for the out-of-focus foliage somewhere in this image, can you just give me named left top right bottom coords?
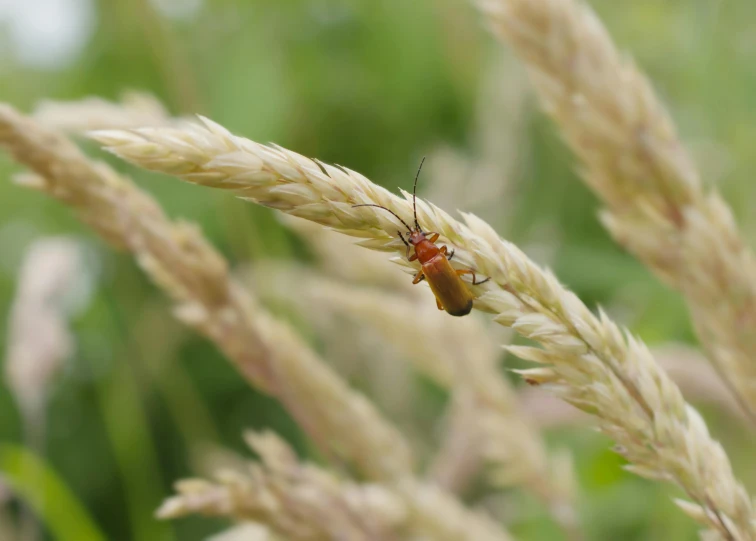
left=1, top=0, right=755, bottom=540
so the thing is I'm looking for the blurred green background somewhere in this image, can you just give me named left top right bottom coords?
left=1, top=0, right=756, bottom=540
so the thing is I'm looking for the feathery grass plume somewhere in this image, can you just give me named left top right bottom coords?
left=472, top=0, right=756, bottom=423
left=254, top=262, right=578, bottom=535
left=33, top=92, right=174, bottom=133
left=0, top=104, right=412, bottom=483
left=2, top=106, right=514, bottom=541
left=4, top=237, right=88, bottom=541
left=519, top=344, right=751, bottom=429
left=253, top=264, right=469, bottom=387
left=652, top=345, right=749, bottom=425
left=251, top=260, right=423, bottom=443
left=279, top=211, right=579, bottom=532
left=207, top=523, right=276, bottom=541
left=280, top=215, right=414, bottom=292
left=427, top=387, right=487, bottom=494
left=159, top=431, right=512, bottom=541
left=158, top=431, right=407, bottom=541
left=5, top=238, right=84, bottom=417
left=90, top=117, right=756, bottom=539
left=397, top=480, right=513, bottom=541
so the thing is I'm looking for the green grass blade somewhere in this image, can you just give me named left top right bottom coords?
left=0, top=444, right=107, bottom=541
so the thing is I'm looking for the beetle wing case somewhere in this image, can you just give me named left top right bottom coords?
left=423, top=255, right=474, bottom=317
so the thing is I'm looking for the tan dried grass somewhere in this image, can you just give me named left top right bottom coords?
left=0, top=104, right=514, bottom=541
left=161, top=430, right=512, bottom=541
left=253, top=262, right=578, bottom=534
left=32, top=92, right=174, bottom=133
left=0, top=104, right=411, bottom=483
left=473, top=0, right=756, bottom=426
left=88, top=116, right=755, bottom=539
left=5, top=238, right=83, bottom=415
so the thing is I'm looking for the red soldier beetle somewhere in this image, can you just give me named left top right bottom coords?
left=353, top=158, right=489, bottom=316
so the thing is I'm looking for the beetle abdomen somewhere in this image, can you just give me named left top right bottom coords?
left=445, top=297, right=473, bottom=317
left=423, top=254, right=474, bottom=317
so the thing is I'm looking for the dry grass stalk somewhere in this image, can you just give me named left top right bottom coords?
left=207, top=523, right=276, bottom=541
left=473, top=0, right=756, bottom=423
left=279, top=215, right=413, bottom=292
left=4, top=237, right=87, bottom=541
left=1, top=105, right=514, bottom=540
left=426, top=52, right=531, bottom=227
left=90, top=117, right=756, bottom=539
left=279, top=213, right=579, bottom=532
left=160, top=430, right=512, bottom=541
left=32, top=92, right=174, bottom=133
left=652, top=345, right=748, bottom=423
left=5, top=238, right=82, bottom=416
left=397, top=480, right=513, bottom=541
left=0, top=104, right=412, bottom=483
left=255, top=263, right=578, bottom=534
left=427, top=387, right=487, bottom=494
left=159, top=431, right=407, bottom=541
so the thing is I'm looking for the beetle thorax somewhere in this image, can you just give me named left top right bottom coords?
left=411, top=232, right=440, bottom=263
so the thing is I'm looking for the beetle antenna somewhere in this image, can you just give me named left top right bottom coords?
left=352, top=204, right=413, bottom=233
left=412, top=157, right=425, bottom=231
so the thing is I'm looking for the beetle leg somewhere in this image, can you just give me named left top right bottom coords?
left=456, top=268, right=491, bottom=285
left=427, top=232, right=440, bottom=244
left=409, top=252, right=418, bottom=262
left=412, top=270, right=426, bottom=284
left=439, top=245, right=455, bottom=260
left=436, top=297, right=444, bottom=311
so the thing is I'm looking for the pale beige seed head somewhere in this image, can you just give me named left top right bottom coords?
left=472, top=0, right=756, bottom=428
left=89, top=116, right=756, bottom=539
left=1, top=105, right=519, bottom=541
left=0, top=104, right=413, bottom=484
left=5, top=237, right=87, bottom=413
left=33, top=92, right=174, bottom=133
left=159, top=430, right=512, bottom=541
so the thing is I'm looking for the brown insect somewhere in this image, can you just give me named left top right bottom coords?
left=354, top=158, right=489, bottom=316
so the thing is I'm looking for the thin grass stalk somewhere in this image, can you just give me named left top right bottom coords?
left=92, top=348, right=175, bottom=541
left=127, top=305, right=223, bottom=456
left=472, top=0, right=756, bottom=424
left=88, top=116, right=756, bottom=539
